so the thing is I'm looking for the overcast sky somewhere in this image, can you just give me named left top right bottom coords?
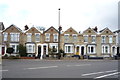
left=0, top=0, right=119, bottom=32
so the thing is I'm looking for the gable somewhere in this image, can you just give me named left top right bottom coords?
left=3, top=25, right=22, bottom=33
left=82, top=28, right=97, bottom=35
left=25, top=27, right=41, bottom=34
left=100, top=28, right=114, bottom=35
left=63, top=27, right=78, bottom=34
left=44, top=26, right=58, bottom=34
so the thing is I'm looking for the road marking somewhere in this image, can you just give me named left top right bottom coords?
left=82, top=70, right=117, bottom=76
left=95, top=72, right=120, bottom=79
left=25, top=66, right=58, bottom=70
left=67, top=64, right=91, bottom=67
left=0, top=70, right=8, bottom=72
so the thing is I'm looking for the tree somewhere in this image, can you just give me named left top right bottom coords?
left=59, top=49, right=66, bottom=57
left=6, top=47, right=14, bottom=56
left=17, top=44, right=27, bottom=57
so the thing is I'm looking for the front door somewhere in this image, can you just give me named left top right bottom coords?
left=76, top=46, right=79, bottom=55
left=38, top=46, right=41, bottom=58
left=43, top=46, right=46, bottom=55
left=81, top=46, right=84, bottom=56
left=117, top=47, right=120, bottom=56
left=2, top=47, right=5, bottom=55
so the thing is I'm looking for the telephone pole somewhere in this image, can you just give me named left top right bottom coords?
left=58, top=8, right=62, bottom=59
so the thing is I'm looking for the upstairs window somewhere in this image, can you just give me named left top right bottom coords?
left=91, top=35, right=96, bottom=43
left=109, top=35, right=113, bottom=43
left=72, top=34, right=77, bottom=42
left=45, top=33, right=50, bottom=42
left=35, top=33, right=40, bottom=42
left=27, top=33, right=32, bottom=42
left=3, top=33, right=8, bottom=41
left=53, top=34, right=58, bottom=42
left=101, top=35, right=106, bottom=43
left=64, top=34, right=69, bottom=42
left=10, top=33, right=20, bottom=42
left=84, top=35, right=88, bottom=43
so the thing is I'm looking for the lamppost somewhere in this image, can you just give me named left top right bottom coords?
left=58, top=8, right=62, bottom=59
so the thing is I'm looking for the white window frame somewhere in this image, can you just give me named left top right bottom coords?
left=26, top=44, right=35, bottom=53
left=87, top=45, right=96, bottom=54
left=91, top=35, right=96, bottom=43
left=10, top=33, right=20, bottom=42
left=109, top=35, right=113, bottom=43
left=45, top=33, right=50, bottom=42
left=49, top=43, right=58, bottom=53
left=35, top=33, right=40, bottom=42
left=72, top=34, right=77, bottom=42
left=9, top=43, right=19, bottom=53
left=3, top=32, right=8, bottom=41
left=102, top=45, right=110, bottom=54
left=64, top=34, right=69, bottom=42
left=64, top=44, right=74, bottom=53
left=53, top=34, right=58, bottom=42
left=26, top=33, right=32, bottom=42
left=101, top=35, right=106, bottom=43
left=83, top=35, right=88, bottom=43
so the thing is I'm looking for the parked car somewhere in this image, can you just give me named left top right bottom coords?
left=71, top=55, right=80, bottom=59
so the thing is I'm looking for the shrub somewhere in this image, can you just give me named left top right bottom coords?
left=6, top=47, right=14, bottom=56
left=17, top=44, right=27, bottom=57
left=8, top=55, right=20, bottom=59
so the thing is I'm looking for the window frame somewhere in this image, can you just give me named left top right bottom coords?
left=83, top=35, right=88, bottom=43
left=45, top=33, right=50, bottom=42
left=101, top=35, right=106, bottom=43
left=26, top=33, right=32, bottom=42
left=91, top=35, right=96, bottom=43
left=53, top=33, right=58, bottom=42
left=109, top=35, right=113, bottom=43
left=3, top=32, right=8, bottom=41
left=35, top=33, right=40, bottom=42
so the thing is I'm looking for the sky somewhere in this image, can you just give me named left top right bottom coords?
left=0, top=0, right=119, bottom=32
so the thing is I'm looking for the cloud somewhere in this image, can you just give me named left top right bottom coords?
left=0, top=0, right=119, bottom=31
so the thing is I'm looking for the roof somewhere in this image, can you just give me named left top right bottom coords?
left=43, top=26, right=59, bottom=33
left=24, top=26, right=42, bottom=33
left=113, top=29, right=120, bottom=33
left=99, top=27, right=108, bottom=33
left=63, top=27, right=78, bottom=34
left=0, top=22, right=5, bottom=30
left=82, top=27, right=97, bottom=34
left=3, top=24, right=22, bottom=32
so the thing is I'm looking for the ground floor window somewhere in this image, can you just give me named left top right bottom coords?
left=49, top=43, right=58, bottom=53
left=87, top=45, right=96, bottom=54
left=102, top=45, right=109, bottom=54
left=26, top=44, right=35, bottom=53
left=65, top=44, right=74, bottom=53
left=10, top=43, right=19, bottom=53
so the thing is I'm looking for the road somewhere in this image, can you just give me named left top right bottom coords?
left=1, top=59, right=120, bottom=79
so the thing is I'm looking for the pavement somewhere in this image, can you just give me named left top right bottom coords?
left=1, top=59, right=120, bottom=79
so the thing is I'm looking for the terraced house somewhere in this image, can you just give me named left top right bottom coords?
left=1, top=23, right=118, bottom=59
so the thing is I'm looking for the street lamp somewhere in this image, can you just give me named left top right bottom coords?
left=58, top=8, right=62, bottom=59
